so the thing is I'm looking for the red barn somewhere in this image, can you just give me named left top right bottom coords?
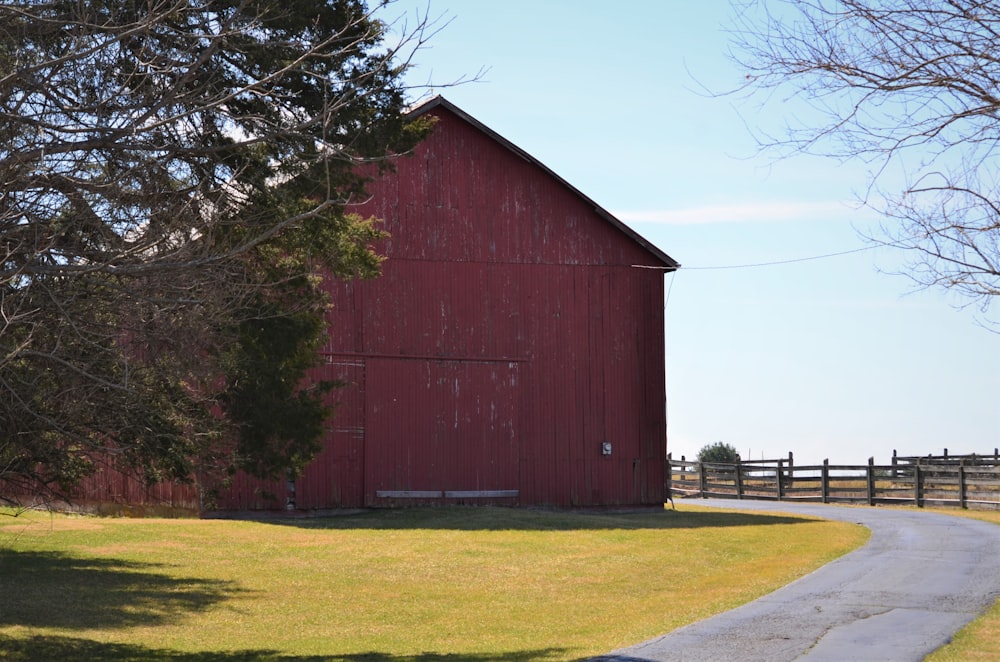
left=216, top=97, right=678, bottom=509
left=30, top=97, right=677, bottom=512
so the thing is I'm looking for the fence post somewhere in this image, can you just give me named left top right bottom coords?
left=914, top=464, right=923, bottom=508
left=776, top=459, right=784, bottom=501
left=821, top=459, right=829, bottom=504
left=959, top=462, right=967, bottom=509
left=665, top=453, right=672, bottom=504
left=867, top=457, right=875, bottom=506
left=891, top=449, right=898, bottom=479
left=735, top=458, right=744, bottom=500
left=698, top=461, right=706, bottom=499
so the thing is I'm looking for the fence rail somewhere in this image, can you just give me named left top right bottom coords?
left=667, top=450, right=1000, bottom=510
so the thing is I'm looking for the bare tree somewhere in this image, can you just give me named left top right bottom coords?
left=729, top=0, right=1000, bottom=319
left=0, top=0, right=440, bottom=501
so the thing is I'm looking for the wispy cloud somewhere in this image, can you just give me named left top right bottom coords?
left=614, top=200, right=872, bottom=225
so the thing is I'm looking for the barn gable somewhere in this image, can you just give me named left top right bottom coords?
left=374, top=97, right=677, bottom=269
left=263, top=97, right=678, bottom=509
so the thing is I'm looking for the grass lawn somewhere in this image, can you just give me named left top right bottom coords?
left=0, top=504, right=866, bottom=661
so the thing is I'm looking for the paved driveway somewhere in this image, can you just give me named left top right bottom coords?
left=593, top=500, right=1000, bottom=661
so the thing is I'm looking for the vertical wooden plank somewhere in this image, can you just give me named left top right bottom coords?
left=665, top=453, right=673, bottom=503
left=867, top=457, right=875, bottom=506
left=822, top=459, right=830, bottom=504
left=959, top=463, right=967, bottom=509
left=777, top=459, right=785, bottom=500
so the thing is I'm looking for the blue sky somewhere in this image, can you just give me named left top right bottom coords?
left=382, top=1, right=1000, bottom=466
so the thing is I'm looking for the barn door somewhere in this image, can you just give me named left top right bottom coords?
left=294, top=357, right=366, bottom=508
left=364, top=359, right=519, bottom=502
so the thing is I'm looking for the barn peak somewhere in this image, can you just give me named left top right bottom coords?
left=407, top=96, right=680, bottom=271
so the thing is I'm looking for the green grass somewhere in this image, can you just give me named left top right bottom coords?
left=0, top=504, right=867, bottom=661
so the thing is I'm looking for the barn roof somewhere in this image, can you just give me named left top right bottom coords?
left=407, top=96, right=680, bottom=271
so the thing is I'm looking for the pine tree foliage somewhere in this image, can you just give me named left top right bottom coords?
left=0, top=0, right=434, bottom=501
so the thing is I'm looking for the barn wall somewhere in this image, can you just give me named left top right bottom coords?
left=1, top=469, right=202, bottom=513
left=209, top=103, right=669, bottom=509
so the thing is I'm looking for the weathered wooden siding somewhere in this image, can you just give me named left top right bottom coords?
left=197, top=99, right=672, bottom=509
left=295, top=359, right=366, bottom=509
left=242, top=263, right=664, bottom=508
left=370, top=110, right=660, bottom=267
left=65, top=470, right=201, bottom=512
left=364, top=358, right=521, bottom=501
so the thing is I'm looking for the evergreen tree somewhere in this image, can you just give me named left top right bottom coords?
left=0, top=0, right=433, bottom=500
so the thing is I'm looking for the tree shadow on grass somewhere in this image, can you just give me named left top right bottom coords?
left=0, top=550, right=244, bottom=629
left=0, top=635, right=567, bottom=661
left=235, top=505, right=820, bottom=532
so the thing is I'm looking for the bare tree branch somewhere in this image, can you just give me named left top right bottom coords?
left=729, top=0, right=1000, bottom=320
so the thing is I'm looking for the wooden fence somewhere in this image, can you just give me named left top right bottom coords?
left=667, top=449, right=1000, bottom=510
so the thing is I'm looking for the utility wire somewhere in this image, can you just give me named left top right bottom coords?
left=681, top=244, right=879, bottom=270
left=664, top=244, right=883, bottom=316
